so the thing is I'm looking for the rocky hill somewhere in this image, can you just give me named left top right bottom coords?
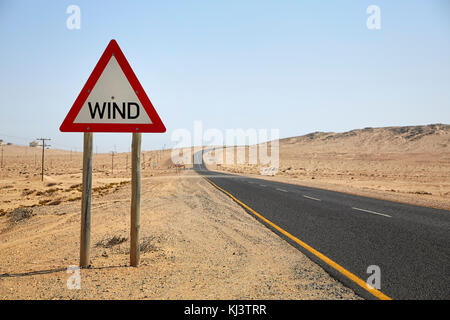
left=280, top=124, right=450, bottom=153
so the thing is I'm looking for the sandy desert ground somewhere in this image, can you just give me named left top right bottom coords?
left=209, top=124, right=450, bottom=211
left=0, top=144, right=358, bottom=299
left=1, top=123, right=447, bottom=299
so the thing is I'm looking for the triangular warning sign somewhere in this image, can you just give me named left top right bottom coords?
left=60, top=40, right=166, bottom=133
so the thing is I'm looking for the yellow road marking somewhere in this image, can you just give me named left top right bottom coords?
left=204, top=177, right=392, bottom=300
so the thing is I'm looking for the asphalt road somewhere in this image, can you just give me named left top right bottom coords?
left=193, top=152, right=450, bottom=300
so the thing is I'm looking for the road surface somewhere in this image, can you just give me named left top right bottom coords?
left=193, top=151, right=450, bottom=300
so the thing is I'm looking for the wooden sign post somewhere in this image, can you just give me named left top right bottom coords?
left=130, top=132, right=142, bottom=266
left=80, top=132, right=93, bottom=267
left=60, top=40, right=166, bottom=268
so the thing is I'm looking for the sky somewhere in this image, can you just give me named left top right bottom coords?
left=0, top=0, right=449, bottom=152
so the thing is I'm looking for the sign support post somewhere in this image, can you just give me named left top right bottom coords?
left=130, top=132, right=142, bottom=267
left=80, top=132, right=93, bottom=267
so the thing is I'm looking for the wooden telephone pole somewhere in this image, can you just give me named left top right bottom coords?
left=37, top=138, right=51, bottom=181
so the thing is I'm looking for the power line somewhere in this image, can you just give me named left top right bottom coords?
left=0, top=132, right=78, bottom=151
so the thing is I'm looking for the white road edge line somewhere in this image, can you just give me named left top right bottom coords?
left=276, top=188, right=288, bottom=192
left=352, top=207, right=392, bottom=218
left=260, top=184, right=267, bottom=187
left=303, top=195, right=321, bottom=201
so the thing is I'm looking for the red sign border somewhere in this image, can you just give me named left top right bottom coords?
left=60, top=39, right=166, bottom=133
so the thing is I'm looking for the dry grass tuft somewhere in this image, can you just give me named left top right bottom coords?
left=96, top=235, right=128, bottom=248
left=8, top=207, right=34, bottom=222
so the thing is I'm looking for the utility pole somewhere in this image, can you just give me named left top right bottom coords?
left=37, top=138, right=51, bottom=181
left=111, top=151, right=115, bottom=174
left=1, top=144, right=3, bottom=168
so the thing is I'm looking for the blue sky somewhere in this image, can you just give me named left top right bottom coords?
left=0, top=0, right=449, bottom=152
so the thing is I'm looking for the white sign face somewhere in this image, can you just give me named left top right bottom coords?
left=74, top=56, right=152, bottom=124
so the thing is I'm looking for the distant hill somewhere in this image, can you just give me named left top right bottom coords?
left=280, top=124, right=450, bottom=153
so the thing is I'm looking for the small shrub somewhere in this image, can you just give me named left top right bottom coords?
left=22, top=189, right=35, bottom=196
left=48, top=200, right=62, bottom=206
left=96, top=236, right=128, bottom=248
left=9, top=207, right=34, bottom=222
left=140, top=237, right=158, bottom=253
